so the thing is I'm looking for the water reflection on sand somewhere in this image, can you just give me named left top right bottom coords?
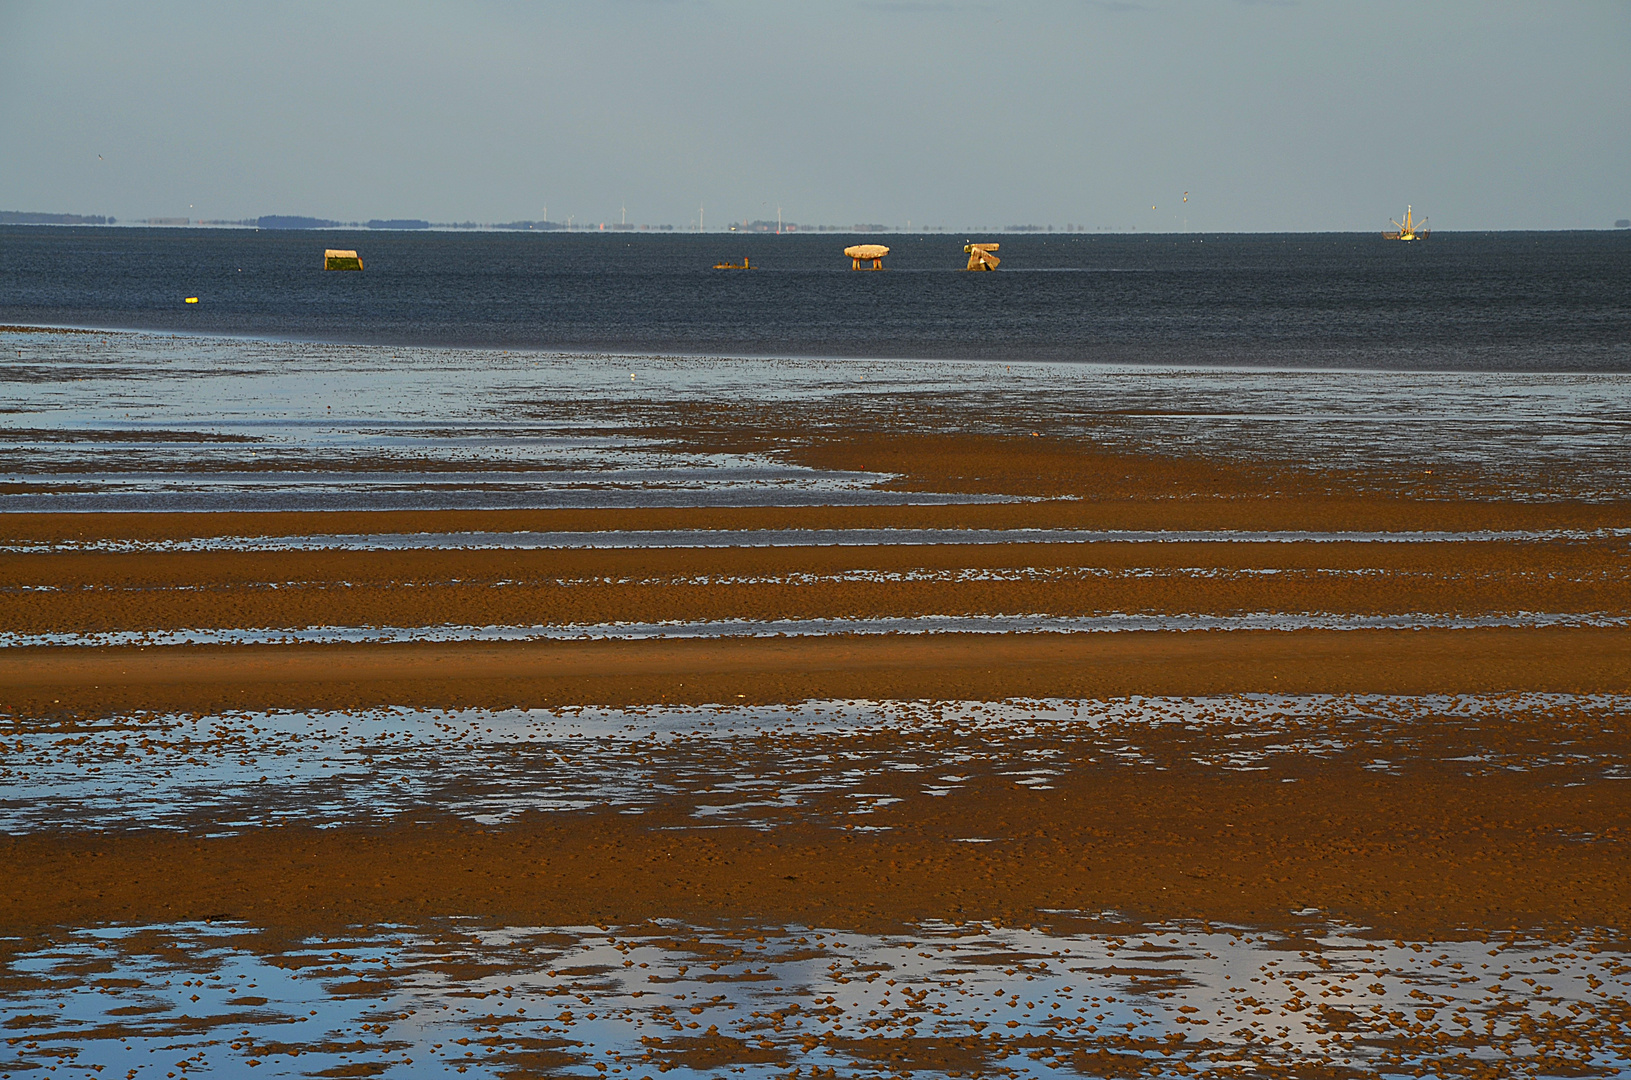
left=6, top=694, right=1625, bottom=835
left=4, top=917, right=1628, bottom=1079
left=6, top=329, right=1631, bottom=512
left=6, top=611, right=1627, bottom=650
left=12, top=527, right=1628, bottom=554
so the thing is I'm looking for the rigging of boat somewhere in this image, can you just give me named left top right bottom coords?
left=1384, top=205, right=1429, bottom=241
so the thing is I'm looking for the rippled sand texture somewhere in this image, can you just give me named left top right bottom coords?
left=4, top=326, right=1631, bottom=1078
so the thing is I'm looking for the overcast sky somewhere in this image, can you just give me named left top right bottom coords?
left=2, top=0, right=1628, bottom=231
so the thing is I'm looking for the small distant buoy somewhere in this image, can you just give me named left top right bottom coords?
left=184, top=297, right=198, bottom=304
left=630, top=373, right=636, bottom=381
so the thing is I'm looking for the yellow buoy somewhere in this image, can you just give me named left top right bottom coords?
left=184, top=297, right=199, bottom=304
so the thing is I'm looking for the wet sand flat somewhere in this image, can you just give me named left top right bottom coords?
left=5, top=539, right=1630, bottom=636
left=9, top=622, right=1630, bottom=942
left=7, top=492, right=1631, bottom=541
left=7, top=338, right=1631, bottom=1077
left=7, top=760, right=1630, bottom=936
left=5, top=628, right=1631, bottom=716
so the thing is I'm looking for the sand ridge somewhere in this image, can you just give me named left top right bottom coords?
left=6, top=628, right=1631, bottom=719
left=5, top=538, right=1629, bottom=637
left=6, top=494, right=1631, bottom=543
left=7, top=763, right=1627, bottom=936
left=7, top=432, right=1631, bottom=941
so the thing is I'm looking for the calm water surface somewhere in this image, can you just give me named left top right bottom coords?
left=4, top=227, right=1629, bottom=368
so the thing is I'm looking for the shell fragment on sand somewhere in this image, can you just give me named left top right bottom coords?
left=324, top=249, right=363, bottom=271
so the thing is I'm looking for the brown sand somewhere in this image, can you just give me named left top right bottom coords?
left=6, top=494, right=1630, bottom=545
left=2, top=427, right=1628, bottom=544
left=5, top=539, right=1628, bottom=634
left=5, top=628, right=1631, bottom=717
left=6, top=763, right=1626, bottom=936
left=6, top=628, right=1631, bottom=936
left=6, top=430, right=1631, bottom=942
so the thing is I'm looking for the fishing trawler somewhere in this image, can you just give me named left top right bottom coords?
left=1383, top=206, right=1429, bottom=241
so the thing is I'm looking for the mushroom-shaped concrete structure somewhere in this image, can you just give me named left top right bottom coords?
left=844, top=244, right=890, bottom=270
left=964, top=243, right=1000, bottom=271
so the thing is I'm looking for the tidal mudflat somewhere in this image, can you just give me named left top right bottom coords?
left=4, top=326, right=1630, bottom=1078
left=7, top=917, right=1631, bottom=1079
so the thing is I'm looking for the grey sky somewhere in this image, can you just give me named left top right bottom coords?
left=3, top=0, right=1627, bottom=231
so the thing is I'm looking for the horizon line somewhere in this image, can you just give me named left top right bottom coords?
left=5, top=221, right=1631, bottom=236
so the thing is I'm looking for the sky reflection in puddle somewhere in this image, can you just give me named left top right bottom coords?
left=4, top=917, right=1629, bottom=1079
left=5, top=694, right=1625, bottom=835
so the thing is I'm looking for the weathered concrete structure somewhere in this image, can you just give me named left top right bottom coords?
left=964, top=243, right=1001, bottom=271
left=844, top=244, right=889, bottom=270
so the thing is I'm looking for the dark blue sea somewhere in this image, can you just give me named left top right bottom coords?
left=3, top=226, right=1628, bottom=369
